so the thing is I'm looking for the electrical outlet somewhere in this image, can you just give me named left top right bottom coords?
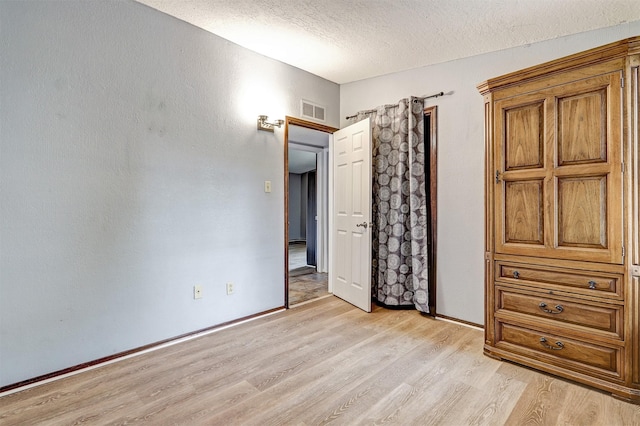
left=194, top=285, right=203, bottom=299
left=226, top=282, right=234, bottom=295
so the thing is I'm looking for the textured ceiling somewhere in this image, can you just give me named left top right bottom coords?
left=136, top=0, right=640, bottom=84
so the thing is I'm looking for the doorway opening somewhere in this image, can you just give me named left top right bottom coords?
left=284, top=117, right=338, bottom=308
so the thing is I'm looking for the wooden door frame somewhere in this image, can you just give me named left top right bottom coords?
left=284, top=116, right=338, bottom=308
left=424, top=106, right=438, bottom=316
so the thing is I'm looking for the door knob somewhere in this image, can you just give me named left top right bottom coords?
left=356, top=222, right=368, bottom=229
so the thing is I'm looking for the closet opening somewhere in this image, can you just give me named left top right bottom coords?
left=424, top=106, right=438, bottom=316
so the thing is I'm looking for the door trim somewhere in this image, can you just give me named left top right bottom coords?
left=425, top=106, right=438, bottom=316
left=284, top=117, right=338, bottom=308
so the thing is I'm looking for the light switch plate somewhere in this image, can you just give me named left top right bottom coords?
left=194, top=285, right=203, bottom=299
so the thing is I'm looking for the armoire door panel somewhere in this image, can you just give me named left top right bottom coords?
left=505, top=102, right=545, bottom=170
left=557, top=89, right=607, bottom=165
left=503, top=180, right=544, bottom=245
left=494, top=71, right=622, bottom=264
left=557, top=175, right=607, bottom=248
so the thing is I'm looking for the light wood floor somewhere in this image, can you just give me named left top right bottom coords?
left=2, top=296, right=640, bottom=425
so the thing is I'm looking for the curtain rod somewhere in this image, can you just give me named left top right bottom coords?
left=345, top=91, right=445, bottom=120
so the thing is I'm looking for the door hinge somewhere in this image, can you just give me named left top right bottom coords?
left=621, top=77, right=625, bottom=88
left=622, top=246, right=625, bottom=257
left=622, top=162, right=625, bottom=173
left=495, top=170, right=501, bottom=184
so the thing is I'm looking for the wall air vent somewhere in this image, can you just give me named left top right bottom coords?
left=301, top=100, right=326, bottom=122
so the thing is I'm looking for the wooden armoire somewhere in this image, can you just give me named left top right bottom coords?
left=479, top=36, right=640, bottom=402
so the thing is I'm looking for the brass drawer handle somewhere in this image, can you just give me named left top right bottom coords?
left=513, top=271, right=520, bottom=279
left=540, top=337, right=564, bottom=350
left=588, top=280, right=597, bottom=290
left=538, top=302, right=564, bottom=314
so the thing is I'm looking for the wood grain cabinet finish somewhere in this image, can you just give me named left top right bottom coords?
left=479, top=37, right=640, bottom=403
left=496, top=261, right=623, bottom=299
left=496, top=322, right=623, bottom=380
left=495, top=285, right=624, bottom=339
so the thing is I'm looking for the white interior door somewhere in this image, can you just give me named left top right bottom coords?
left=330, top=118, right=372, bottom=312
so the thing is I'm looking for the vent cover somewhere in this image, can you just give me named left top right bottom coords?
left=301, top=100, right=326, bottom=122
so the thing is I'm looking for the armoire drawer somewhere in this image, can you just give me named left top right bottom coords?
left=495, top=262, right=623, bottom=299
left=496, top=322, right=622, bottom=380
left=495, top=286, right=623, bottom=339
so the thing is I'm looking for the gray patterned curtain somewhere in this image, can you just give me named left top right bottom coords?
left=355, top=97, right=429, bottom=312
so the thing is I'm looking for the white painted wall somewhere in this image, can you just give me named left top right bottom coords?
left=0, top=1, right=339, bottom=387
left=340, top=22, right=640, bottom=325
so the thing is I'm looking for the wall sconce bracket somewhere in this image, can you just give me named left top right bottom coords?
left=257, top=115, right=284, bottom=132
